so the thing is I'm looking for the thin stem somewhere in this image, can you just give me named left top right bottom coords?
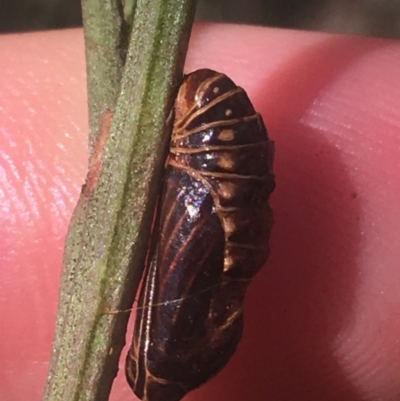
left=42, top=1, right=197, bottom=400
left=81, top=0, right=129, bottom=151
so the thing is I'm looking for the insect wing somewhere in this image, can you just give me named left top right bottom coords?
left=126, top=167, right=234, bottom=401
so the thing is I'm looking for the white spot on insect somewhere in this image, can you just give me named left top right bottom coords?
left=183, top=181, right=209, bottom=222
left=203, top=132, right=211, bottom=142
left=187, top=204, right=197, bottom=220
left=225, top=109, right=233, bottom=117
left=213, top=86, right=220, bottom=94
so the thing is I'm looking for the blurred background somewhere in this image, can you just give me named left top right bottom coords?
left=1, top=0, right=400, bottom=38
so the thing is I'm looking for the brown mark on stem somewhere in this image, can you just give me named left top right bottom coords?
left=84, top=109, right=114, bottom=197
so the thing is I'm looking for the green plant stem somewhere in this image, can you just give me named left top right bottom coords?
left=81, top=0, right=129, bottom=151
left=42, top=1, right=197, bottom=400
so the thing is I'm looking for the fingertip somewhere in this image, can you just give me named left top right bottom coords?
left=2, top=25, right=400, bottom=401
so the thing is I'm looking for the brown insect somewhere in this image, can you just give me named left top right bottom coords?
left=126, top=69, right=275, bottom=401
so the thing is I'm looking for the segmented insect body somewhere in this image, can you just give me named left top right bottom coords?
left=126, top=69, right=275, bottom=401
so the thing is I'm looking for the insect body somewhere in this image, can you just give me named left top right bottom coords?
left=126, top=69, right=275, bottom=401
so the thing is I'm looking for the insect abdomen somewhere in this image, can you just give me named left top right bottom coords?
left=170, top=70, right=274, bottom=279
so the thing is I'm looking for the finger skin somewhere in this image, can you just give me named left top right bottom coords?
left=1, top=24, right=400, bottom=401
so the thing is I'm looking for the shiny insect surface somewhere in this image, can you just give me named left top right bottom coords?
left=126, top=69, right=275, bottom=401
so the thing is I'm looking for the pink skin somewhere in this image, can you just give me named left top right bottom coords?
left=1, top=24, right=400, bottom=401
